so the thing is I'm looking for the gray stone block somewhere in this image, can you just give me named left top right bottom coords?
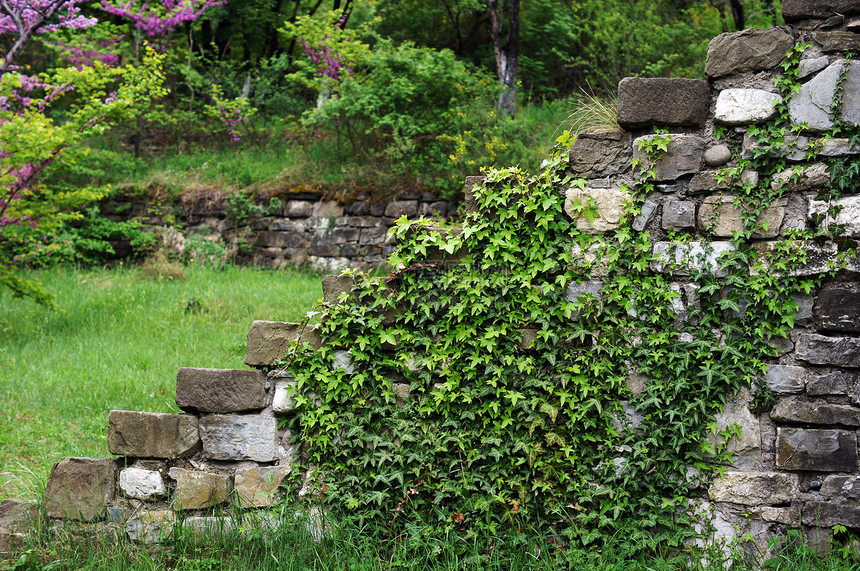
left=176, top=368, right=266, bottom=413
left=45, top=457, right=118, bottom=521
left=784, top=0, right=860, bottom=21
left=788, top=61, right=842, bottom=132
left=650, top=241, right=736, bottom=277
left=168, top=468, right=232, bottom=510
left=706, top=28, right=793, bottom=78
left=108, top=411, right=200, bottom=458
left=770, top=396, right=860, bottom=427
left=688, top=171, right=731, bottom=195
left=776, top=427, right=857, bottom=471
left=798, top=56, right=830, bottom=79
left=714, top=89, right=781, bottom=126
left=704, top=145, right=732, bottom=167
left=463, top=176, right=484, bottom=214
left=697, top=196, right=787, bottom=239
left=764, top=365, right=806, bottom=394
left=821, top=475, right=860, bottom=500
left=199, top=414, right=278, bottom=462
left=814, top=31, right=860, bottom=52
left=708, top=471, right=798, bottom=504
left=119, top=467, right=167, bottom=501
left=235, top=465, right=291, bottom=508
left=384, top=200, right=418, bottom=218
left=807, top=371, right=848, bottom=396
left=125, top=510, right=176, bottom=544
left=321, top=274, right=356, bottom=305
left=661, top=198, right=695, bottom=230
left=814, top=282, right=860, bottom=332
left=796, top=333, right=860, bottom=367
left=245, top=321, right=322, bottom=367
left=616, top=77, right=709, bottom=129
left=631, top=199, right=658, bottom=232
left=567, top=131, right=632, bottom=178
left=801, top=502, right=860, bottom=528
left=809, top=195, right=860, bottom=237
left=564, top=186, right=628, bottom=233
left=632, top=134, right=704, bottom=182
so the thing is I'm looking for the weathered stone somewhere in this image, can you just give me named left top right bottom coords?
left=257, top=231, right=306, bottom=249
left=656, top=183, right=685, bottom=194
left=661, top=198, right=695, bottom=230
left=771, top=162, right=830, bottom=191
left=119, top=467, right=166, bottom=500
left=704, top=144, right=732, bottom=167
left=851, top=15, right=860, bottom=30
left=125, top=510, right=176, bottom=544
left=45, top=458, right=117, bottom=521
left=108, top=411, right=200, bottom=458
left=813, top=282, right=860, bottom=332
left=845, top=61, right=860, bottom=127
left=391, top=383, right=411, bottom=402
left=807, top=371, right=849, bottom=396
left=384, top=200, right=418, bottom=219
left=775, top=427, right=857, bottom=471
left=176, top=368, right=266, bottom=414
left=567, top=131, right=632, bottom=178
left=814, top=31, right=860, bottom=52
left=809, top=195, right=860, bottom=238
left=819, top=138, right=860, bottom=156
left=714, top=89, right=781, bottom=125
left=312, top=200, right=344, bottom=219
left=802, top=502, right=860, bottom=528
left=764, top=365, right=806, bottom=394
left=789, top=61, right=842, bottom=131
left=705, top=28, right=793, bottom=78
left=321, top=274, right=355, bottom=304
left=821, top=475, right=860, bottom=500
left=616, top=78, right=709, bottom=128
left=708, top=471, right=799, bottom=504
left=697, top=195, right=786, bottom=238
left=272, top=379, right=297, bottom=414
left=688, top=171, right=731, bottom=194
left=751, top=240, right=860, bottom=277
left=245, top=321, right=322, bottom=367
left=0, top=499, right=36, bottom=552
left=564, top=280, right=603, bottom=304
left=169, top=467, right=231, bottom=510
left=796, top=333, right=860, bottom=367
left=199, top=414, right=278, bottom=462
left=463, top=176, right=484, bottom=214
left=795, top=294, right=815, bottom=324
left=631, top=199, right=658, bottom=232
left=632, top=134, right=705, bottom=182
left=742, top=132, right=809, bottom=161
left=284, top=200, right=313, bottom=218
left=784, top=0, right=860, bottom=21
left=798, top=56, right=831, bottom=79
left=332, top=350, right=354, bottom=374
left=564, top=186, right=629, bottom=233
left=651, top=241, right=736, bottom=278
left=182, top=516, right=237, bottom=535
left=706, top=387, right=761, bottom=469
left=771, top=396, right=860, bottom=427
left=235, top=465, right=291, bottom=508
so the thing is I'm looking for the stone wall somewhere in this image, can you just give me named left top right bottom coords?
left=10, top=0, right=860, bottom=558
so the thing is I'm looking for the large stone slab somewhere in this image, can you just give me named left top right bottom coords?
left=841, top=60, right=860, bottom=126
left=567, top=131, right=632, bottom=179
left=235, top=465, right=291, bottom=508
left=697, top=195, right=786, bottom=238
left=108, top=411, right=200, bottom=459
left=807, top=371, right=848, bottom=396
left=176, top=368, right=267, bottom=413
left=796, top=333, right=860, bottom=367
left=125, top=510, right=176, bottom=544
left=813, top=31, right=860, bottom=53
left=764, top=365, right=806, bottom=394
left=809, top=195, right=860, bottom=238
left=801, top=502, right=860, bottom=528
left=706, top=387, right=761, bottom=469
left=650, top=241, right=736, bottom=278
left=199, top=414, right=278, bottom=462
left=45, top=457, right=118, bottom=521
left=784, top=0, right=860, bottom=21
left=771, top=162, right=829, bottom=191
left=714, top=89, right=781, bottom=126
left=708, top=471, right=798, bottom=505
left=788, top=61, right=842, bottom=132
left=0, top=499, right=37, bottom=552
left=564, top=186, right=629, bottom=234
left=616, top=78, right=709, bottom=129
left=821, top=475, right=860, bottom=500
left=770, top=396, right=860, bottom=427
left=706, top=28, right=793, bottom=78
left=814, top=282, right=860, bottom=332
left=776, top=427, right=857, bottom=471
left=245, top=321, right=322, bottom=367
left=118, top=467, right=167, bottom=501
left=632, top=134, right=704, bottom=182
left=168, top=467, right=231, bottom=510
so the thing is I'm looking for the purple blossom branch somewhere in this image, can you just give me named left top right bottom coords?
left=99, top=0, right=225, bottom=37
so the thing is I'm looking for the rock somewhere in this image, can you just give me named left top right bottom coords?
left=809, top=195, right=860, bottom=238
left=742, top=132, right=809, bottom=161
left=801, top=502, right=860, bottom=528
left=168, top=468, right=231, bottom=510
left=0, top=499, right=37, bottom=552
left=182, top=516, right=237, bottom=535
left=632, top=134, right=705, bottom=182
left=245, top=321, right=322, bottom=367
left=697, top=195, right=786, bottom=238
left=118, top=467, right=166, bottom=500
left=819, top=138, right=860, bottom=156
left=771, top=162, right=830, bottom=191
left=631, top=199, right=658, bottom=232
left=564, top=186, right=629, bottom=233
left=391, top=383, right=411, bottom=401
left=796, top=333, right=860, bottom=367
left=704, top=145, right=732, bottom=167
left=616, top=78, right=709, bottom=128
left=650, top=241, right=736, bottom=278
left=564, top=280, right=603, bottom=304
left=284, top=200, right=313, bottom=218
left=688, top=171, right=731, bottom=194
left=199, top=415, right=278, bottom=462
left=333, top=350, right=354, bottom=374
left=661, top=198, right=695, bottom=230
left=708, top=471, right=798, bottom=504
left=321, top=274, right=356, bottom=304
left=794, top=294, right=815, bottom=324
left=807, top=371, right=849, bottom=396
left=125, top=510, right=176, bottom=544
left=108, top=411, right=200, bottom=458
left=567, top=131, right=632, bottom=178
left=311, top=200, right=344, bottom=219
left=272, top=379, right=297, bottom=414
left=714, top=89, right=781, bottom=125
left=45, top=458, right=118, bottom=521
left=788, top=61, right=842, bottom=132
left=175, top=368, right=267, bottom=414
left=798, top=56, right=831, bottom=79
left=844, top=61, right=860, bottom=127
left=814, top=31, right=860, bottom=52
left=384, top=200, right=419, bottom=219
left=706, top=387, right=761, bottom=469
left=813, top=282, right=860, bottom=332
left=776, top=427, right=857, bottom=471
left=821, top=475, right=860, bottom=500
left=770, top=396, right=860, bottom=427
left=463, top=176, right=485, bottom=214
left=783, top=0, right=860, bottom=21
left=764, top=365, right=806, bottom=394
left=235, top=465, right=291, bottom=508
left=705, top=28, right=794, bottom=78
left=656, top=183, right=685, bottom=194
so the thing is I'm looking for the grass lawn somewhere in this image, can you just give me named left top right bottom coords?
left=0, top=263, right=323, bottom=501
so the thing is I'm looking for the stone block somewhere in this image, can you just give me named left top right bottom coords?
left=788, top=61, right=841, bottom=132
left=182, top=516, right=237, bottom=535
left=176, top=368, right=266, bottom=414
left=632, top=134, right=705, bottom=182
left=235, top=465, right=291, bottom=508
left=841, top=60, right=860, bottom=126
left=801, top=502, right=860, bottom=528
left=384, top=200, right=418, bottom=218
left=119, top=467, right=166, bottom=500
left=272, top=379, right=298, bottom=414
left=819, top=138, right=860, bottom=156
left=199, top=414, right=278, bottom=462
left=564, top=280, right=603, bottom=304
left=567, top=131, right=632, bottom=179
left=784, top=0, right=860, bottom=21
left=616, top=78, right=709, bottom=129
left=821, top=475, right=860, bottom=500
left=813, top=282, right=860, bottom=332
left=285, top=200, right=313, bottom=218
left=814, top=31, right=860, bottom=53
left=0, top=499, right=37, bottom=551
left=705, top=28, right=793, bottom=78
left=764, top=365, right=806, bottom=394
left=358, top=226, right=389, bottom=245
left=245, top=321, right=322, bottom=367
left=257, top=231, right=305, bottom=249
left=168, top=468, right=231, bottom=510
left=798, top=56, right=830, bottom=79
left=564, top=186, right=629, bottom=233
left=704, top=144, right=732, bottom=167
left=808, top=371, right=849, bottom=396
left=125, top=510, right=176, bottom=544
left=770, top=396, right=860, bottom=427
left=322, top=274, right=356, bottom=305
left=809, top=196, right=860, bottom=238
left=45, top=457, right=118, bottom=521
left=661, top=198, right=695, bottom=230
left=771, top=162, right=829, bottom=191
left=708, top=471, right=798, bottom=505
left=714, top=89, right=781, bottom=125
left=796, top=333, right=860, bottom=367
left=463, top=176, right=484, bottom=214
left=312, top=200, right=344, bottom=219
left=706, top=387, right=761, bottom=469
left=776, top=427, right=857, bottom=471
left=631, top=198, right=658, bottom=232
left=688, top=171, right=731, bottom=194
left=108, top=411, right=200, bottom=458
left=650, top=241, right=736, bottom=278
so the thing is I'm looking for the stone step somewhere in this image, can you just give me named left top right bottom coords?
left=175, top=367, right=267, bottom=413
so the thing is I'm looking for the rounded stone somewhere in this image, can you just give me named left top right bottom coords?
left=704, top=144, right=732, bottom=167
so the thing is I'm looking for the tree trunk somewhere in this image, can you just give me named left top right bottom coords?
left=728, top=0, right=745, bottom=30
left=486, top=0, right=519, bottom=115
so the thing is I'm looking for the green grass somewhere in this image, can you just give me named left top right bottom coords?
left=0, top=264, right=323, bottom=501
